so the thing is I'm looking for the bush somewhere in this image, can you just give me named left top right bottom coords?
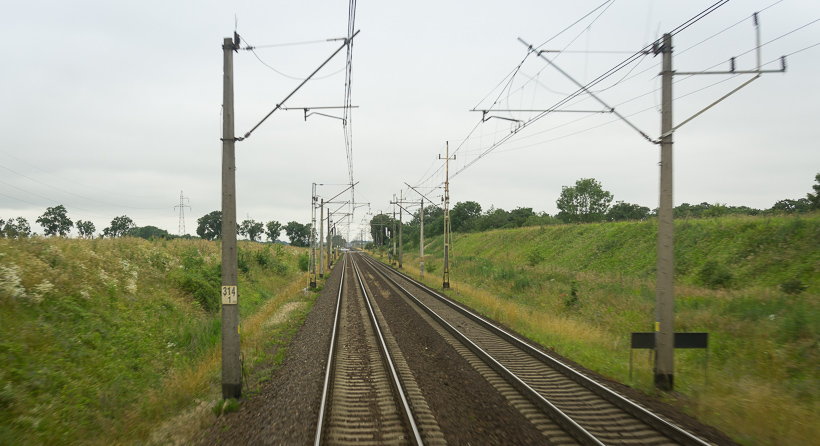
left=297, top=253, right=310, bottom=272
left=564, top=280, right=580, bottom=309
left=424, top=259, right=437, bottom=274
left=237, top=248, right=251, bottom=274
left=254, top=246, right=273, bottom=268
left=781, top=278, right=807, bottom=295
left=172, top=248, right=221, bottom=312
left=697, top=260, right=733, bottom=289
left=525, top=246, right=546, bottom=267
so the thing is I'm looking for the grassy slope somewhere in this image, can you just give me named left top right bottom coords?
left=0, top=236, right=308, bottom=444
left=394, top=213, right=819, bottom=446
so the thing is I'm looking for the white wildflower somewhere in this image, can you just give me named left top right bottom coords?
left=29, top=281, right=54, bottom=303
left=0, top=264, right=26, bottom=299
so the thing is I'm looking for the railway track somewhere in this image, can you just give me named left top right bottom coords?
left=355, top=252, right=716, bottom=446
left=315, top=254, right=438, bottom=445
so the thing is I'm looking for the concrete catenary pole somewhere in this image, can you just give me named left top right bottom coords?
left=319, top=199, right=324, bottom=278
left=327, top=213, right=333, bottom=268
left=655, top=33, right=675, bottom=391
left=221, top=36, right=241, bottom=399
left=328, top=216, right=333, bottom=267
left=398, top=190, right=403, bottom=268
left=442, top=142, right=452, bottom=289
left=420, top=199, right=424, bottom=278
left=392, top=195, right=396, bottom=266
left=310, top=186, right=317, bottom=288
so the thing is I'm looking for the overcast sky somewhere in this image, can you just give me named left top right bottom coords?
left=1, top=1, right=818, bottom=243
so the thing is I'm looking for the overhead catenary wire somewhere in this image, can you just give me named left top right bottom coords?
left=497, top=0, right=618, bottom=108
left=415, top=0, right=737, bottom=190
left=239, top=30, right=360, bottom=141
left=248, top=45, right=346, bottom=81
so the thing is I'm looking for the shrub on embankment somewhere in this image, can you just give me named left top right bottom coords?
left=402, top=213, right=819, bottom=445
left=0, top=236, right=304, bottom=444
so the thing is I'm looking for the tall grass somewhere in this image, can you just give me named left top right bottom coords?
left=387, top=214, right=820, bottom=445
left=0, top=236, right=306, bottom=444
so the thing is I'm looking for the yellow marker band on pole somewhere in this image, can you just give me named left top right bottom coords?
left=654, top=322, right=660, bottom=331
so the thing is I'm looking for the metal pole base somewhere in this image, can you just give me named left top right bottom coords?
left=443, top=281, right=449, bottom=289
left=222, top=383, right=241, bottom=399
left=310, top=280, right=317, bottom=288
left=654, top=373, right=674, bottom=391
left=319, top=274, right=324, bottom=279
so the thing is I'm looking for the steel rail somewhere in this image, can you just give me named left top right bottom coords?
left=363, top=254, right=714, bottom=446
left=314, top=255, right=347, bottom=446
left=358, top=254, right=604, bottom=446
left=350, top=254, right=424, bottom=446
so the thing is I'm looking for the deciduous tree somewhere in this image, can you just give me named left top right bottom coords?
left=239, top=219, right=264, bottom=242
left=451, top=201, right=482, bottom=232
left=103, top=215, right=135, bottom=238
left=284, top=221, right=311, bottom=247
left=807, top=172, right=820, bottom=211
left=265, top=220, right=282, bottom=242
left=196, top=211, right=222, bottom=240
left=607, top=201, right=650, bottom=221
left=2, top=217, right=31, bottom=238
left=76, top=220, right=96, bottom=238
left=770, top=198, right=810, bottom=214
left=37, top=205, right=73, bottom=236
left=556, top=178, right=613, bottom=223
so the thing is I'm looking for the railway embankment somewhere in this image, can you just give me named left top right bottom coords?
left=0, top=236, right=309, bottom=445
left=390, top=213, right=820, bottom=445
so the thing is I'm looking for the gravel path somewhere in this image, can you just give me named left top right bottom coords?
left=196, top=263, right=342, bottom=445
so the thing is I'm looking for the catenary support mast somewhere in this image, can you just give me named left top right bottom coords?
left=221, top=36, right=241, bottom=399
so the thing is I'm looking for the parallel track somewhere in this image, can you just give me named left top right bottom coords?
left=315, top=254, right=424, bottom=446
left=359, top=252, right=714, bottom=446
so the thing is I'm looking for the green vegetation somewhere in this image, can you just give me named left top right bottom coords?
left=239, top=219, right=265, bottom=242
left=37, top=205, right=73, bottom=237
left=389, top=213, right=820, bottom=445
left=284, top=221, right=311, bottom=247
left=0, top=236, right=307, bottom=444
left=103, top=215, right=136, bottom=238
left=556, top=177, right=613, bottom=223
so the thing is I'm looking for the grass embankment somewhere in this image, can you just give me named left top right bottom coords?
left=0, top=236, right=311, bottom=445
left=387, top=214, right=819, bottom=445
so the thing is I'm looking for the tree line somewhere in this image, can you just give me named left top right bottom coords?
left=0, top=205, right=315, bottom=245
left=194, top=210, right=313, bottom=247
left=368, top=173, right=820, bottom=247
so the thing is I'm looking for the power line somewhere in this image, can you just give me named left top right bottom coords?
left=0, top=150, right=167, bottom=199
left=0, top=164, right=168, bottom=210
